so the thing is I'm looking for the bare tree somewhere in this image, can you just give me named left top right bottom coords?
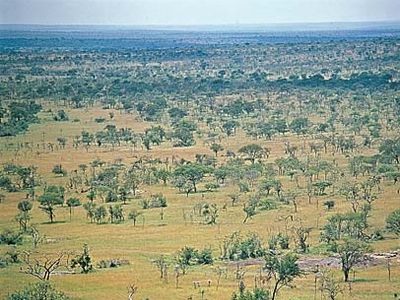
left=319, top=269, right=343, bottom=300
left=20, top=250, right=71, bottom=280
left=128, top=283, right=138, bottom=300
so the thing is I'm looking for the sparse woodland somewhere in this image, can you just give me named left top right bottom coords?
left=0, top=30, right=399, bottom=299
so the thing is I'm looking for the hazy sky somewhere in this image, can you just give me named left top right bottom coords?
left=1, top=0, right=399, bottom=25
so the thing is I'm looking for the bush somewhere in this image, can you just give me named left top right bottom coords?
left=0, top=176, right=17, bottom=192
left=142, top=194, right=167, bottom=209
left=0, top=257, right=9, bottom=268
left=231, top=282, right=270, bottom=300
left=221, top=232, right=266, bottom=261
left=53, top=110, right=69, bottom=121
left=0, top=248, right=20, bottom=268
left=52, top=164, right=67, bottom=176
left=386, top=209, right=400, bottom=236
left=258, top=198, right=278, bottom=211
left=205, top=182, right=220, bottom=192
left=7, top=282, right=69, bottom=300
left=196, top=248, right=213, bottom=265
left=94, top=117, right=106, bottom=123
left=324, top=200, right=335, bottom=210
left=70, top=244, right=93, bottom=274
left=277, top=233, right=290, bottom=249
left=97, top=258, right=130, bottom=269
left=0, top=229, right=22, bottom=245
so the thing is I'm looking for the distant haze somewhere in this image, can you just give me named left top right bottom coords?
left=0, top=0, right=399, bottom=26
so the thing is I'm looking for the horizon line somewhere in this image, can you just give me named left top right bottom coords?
left=1, top=19, right=400, bottom=28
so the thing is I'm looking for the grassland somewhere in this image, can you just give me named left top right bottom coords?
left=0, top=103, right=399, bottom=300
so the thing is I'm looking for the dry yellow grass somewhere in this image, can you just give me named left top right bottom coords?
left=0, top=105, right=399, bottom=299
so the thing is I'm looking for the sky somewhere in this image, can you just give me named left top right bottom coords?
left=0, top=0, right=399, bottom=26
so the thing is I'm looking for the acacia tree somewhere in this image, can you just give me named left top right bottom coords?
left=379, top=138, right=400, bottom=165
left=264, top=252, right=301, bottom=300
left=38, top=193, right=64, bottom=223
left=66, top=198, right=81, bottom=221
left=210, top=143, right=224, bottom=157
left=337, top=239, right=370, bottom=282
left=16, top=200, right=33, bottom=231
left=238, top=144, right=265, bottom=164
left=243, top=202, right=256, bottom=223
left=128, top=209, right=142, bottom=226
left=173, top=163, right=211, bottom=193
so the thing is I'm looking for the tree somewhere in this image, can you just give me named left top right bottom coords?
left=57, top=137, right=67, bottom=149
left=83, top=202, right=96, bottom=223
left=173, top=163, right=211, bottom=193
left=386, top=209, right=400, bottom=236
left=7, top=281, right=69, bottom=300
left=118, top=187, right=129, bottom=205
left=293, top=226, right=311, bottom=253
left=243, top=202, right=256, bottom=223
left=201, top=203, right=219, bottom=224
left=379, top=138, right=400, bottom=164
left=94, top=206, right=107, bottom=224
left=52, top=164, right=67, bottom=177
left=16, top=200, right=33, bottom=231
left=264, top=252, right=301, bottom=300
left=313, top=180, right=332, bottom=195
left=109, top=204, right=124, bottom=223
left=289, top=117, right=309, bottom=135
left=337, top=239, right=370, bottom=282
left=231, top=281, right=270, bottom=300
left=222, top=120, right=239, bottom=136
left=71, top=244, right=93, bottom=274
left=176, top=246, right=197, bottom=275
left=38, top=193, right=64, bottom=223
left=66, top=198, right=81, bottom=221
left=86, top=189, right=96, bottom=202
left=210, top=143, right=224, bottom=157
left=155, top=169, right=170, bottom=185
left=320, top=212, right=368, bottom=247
left=128, top=209, right=142, bottom=226
left=172, top=120, right=197, bottom=147
left=238, top=144, right=264, bottom=164
left=319, top=269, right=343, bottom=300
left=259, top=178, right=279, bottom=196
left=21, top=251, right=69, bottom=281
left=153, top=255, right=168, bottom=280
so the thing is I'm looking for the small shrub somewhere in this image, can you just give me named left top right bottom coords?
left=196, top=248, right=213, bottom=265
left=324, top=200, right=335, bottom=210
left=70, top=244, right=93, bottom=274
left=52, top=164, right=67, bottom=176
left=205, top=182, right=220, bottom=192
left=0, top=257, right=9, bottom=268
left=386, top=209, right=400, bottom=236
left=141, top=199, right=149, bottom=209
left=97, top=258, right=130, bottom=269
left=370, top=229, right=384, bottom=241
left=53, top=110, right=69, bottom=122
left=7, top=281, right=69, bottom=300
left=277, top=233, right=290, bottom=249
left=94, top=117, right=106, bottom=123
left=0, top=229, right=22, bottom=245
left=258, top=198, right=278, bottom=211
left=143, top=194, right=167, bottom=209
